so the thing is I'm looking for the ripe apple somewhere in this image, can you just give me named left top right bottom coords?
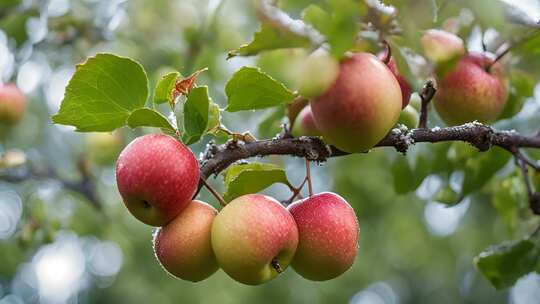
left=421, top=29, right=465, bottom=63
left=153, top=200, right=219, bottom=282
left=0, top=83, right=26, bottom=126
left=291, top=105, right=321, bottom=137
left=311, top=52, right=402, bottom=153
left=398, top=105, right=419, bottom=129
left=434, top=53, right=508, bottom=126
left=211, top=194, right=298, bottom=285
left=288, top=192, right=359, bottom=281
left=378, top=51, right=412, bottom=108
left=115, top=134, right=200, bottom=226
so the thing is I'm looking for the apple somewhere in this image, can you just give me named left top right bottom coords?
left=434, top=53, right=507, bottom=126
left=398, top=105, right=419, bottom=129
left=0, top=83, right=26, bottom=126
left=153, top=200, right=219, bottom=282
left=296, top=49, right=339, bottom=99
left=115, top=134, right=200, bottom=226
left=291, top=105, right=321, bottom=137
left=311, top=52, right=402, bottom=153
left=378, top=51, right=412, bottom=108
left=288, top=192, right=359, bottom=281
left=211, top=194, right=298, bottom=285
left=86, top=131, right=123, bottom=166
left=421, top=29, right=465, bottom=63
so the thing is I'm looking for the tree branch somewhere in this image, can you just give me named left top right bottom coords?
left=0, top=163, right=101, bottom=210
left=199, top=122, right=540, bottom=183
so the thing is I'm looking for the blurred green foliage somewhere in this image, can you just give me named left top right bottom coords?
left=1, top=0, right=540, bottom=303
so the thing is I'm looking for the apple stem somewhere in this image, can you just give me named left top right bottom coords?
left=418, top=80, right=437, bottom=129
left=381, top=40, right=392, bottom=64
left=200, top=177, right=227, bottom=207
left=271, top=258, right=283, bottom=274
left=305, top=158, right=313, bottom=197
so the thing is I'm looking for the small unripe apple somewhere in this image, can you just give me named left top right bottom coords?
left=421, top=29, right=465, bottom=63
left=434, top=53, right=508, bottom=126
left=115, top=134, right=200, bottom=226
left=86, top=132, right=123, bottom=166
left=311, top=52, right=402, bottom=153
left=153, top=200, right=219, bottom=282
left=398, top=105, right=419, bottom=129
left=211, top=194, right=298, bottom=285
left=288, top=192, right=359, bottom=281
left=291, top=105, right=321, bottom=137
left=378, top=52, right=412, bottom=108
left=0, top=83, right=27, bottom=126
left=296, top=49, right=339, bottom=99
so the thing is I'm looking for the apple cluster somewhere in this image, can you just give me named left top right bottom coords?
left=115, top=134, right=359, bottom=285
left=293, top=29, right=508, bottom=152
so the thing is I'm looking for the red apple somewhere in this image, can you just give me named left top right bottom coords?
left=311, top=52, right=402, bottom=153
left=0, top=83, right=26, bottom=126
left=211, top=194, right=298, bottom=285
left=288, top=192, right=359, bottom=281
left=421, top=29, right=465, bottom=63
left=378, top=52, right=412, bottom=108
left=153, top=200, right=219, bottom=282
left=434, top=53, right=508, bottom=126
left=115, top=134, right=199, bottom=226
left=291, top=105, right=321, bottom=137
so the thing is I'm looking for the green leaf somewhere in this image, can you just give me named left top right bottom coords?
left=461, top=147, right=511, bottom=196
left=303, top=5, right=331, bottom=35
left=223, top=162, right=289, bottom=202
left=228, top=24, right=312, bottom=58
left=126, top=108, right=175, bottom=131
left=52, top=53, right=149, bottom=132
left=498, top=69, right=536, bottom=120
left=391, top=156, right=420, bottom=194
left=474, top=239, right=539, bottom=289
left=303, top=0, right=359, bottom=58
left=154, top=72, right=180, bottom=104
left=182, top=86, right=210, bottom=145
left=257, top=106, right=286, bottom=138
left=491, top=175, right=526, bottom=231
left=225, top=67, right=295, bottom=112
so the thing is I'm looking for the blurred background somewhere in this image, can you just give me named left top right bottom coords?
left=1, top=0, right=540, bottom=303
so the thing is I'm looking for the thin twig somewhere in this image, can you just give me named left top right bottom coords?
left=486, top=29, right=540, bottom=71
left=200, top=177, right=227, bottom=207
left=514, top=149, right=540, bottom=215
left=418, top=80, right=437, bottom=129
left=305, top=158, right=313, bottom=197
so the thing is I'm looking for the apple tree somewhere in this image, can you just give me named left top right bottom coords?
left=1, top=0, right=540, bottom=303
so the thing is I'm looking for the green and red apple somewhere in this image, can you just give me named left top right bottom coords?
left=153, top=200, right=219, bottom=282
left=435, top=53, right=507, bottom=125
left=211, top=194, right=298, bottom=285
left=378, top=51, right=412, bottom=108
left=311, top=52, right=402, bottom=153
left=0, top=83, right=26, bottom=126
left=291, top=105, right=321, bottom=137
left=421, top=29, right=465, bottom=63
left=115, top=134, right=200, bottom=226
left=398, top=105, right=420, bottom=129
left=288, top=192, right=359, bottom=281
